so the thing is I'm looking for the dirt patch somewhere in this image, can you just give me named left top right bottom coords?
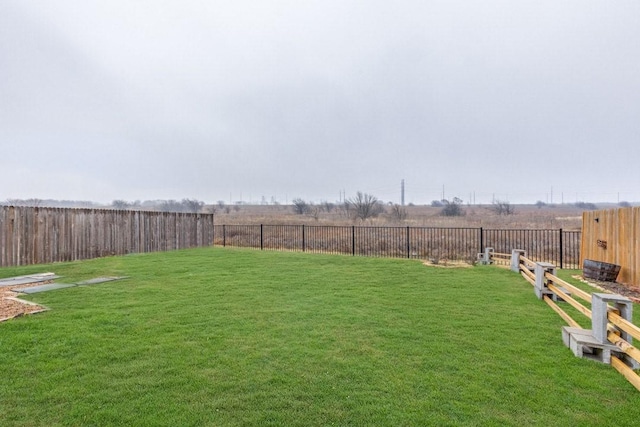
left=422, top=260, right=474, bottom=268
left=0, top=283, right=49, bottom=322
left=573, top=275, right=640, bottom=304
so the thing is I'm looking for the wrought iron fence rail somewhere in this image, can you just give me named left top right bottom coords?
left=217, top=225, right=581, bottom=269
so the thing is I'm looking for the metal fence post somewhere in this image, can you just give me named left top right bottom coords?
left=559, top=228, right=563, bottom=269
left=352, top=226, right=355, bottom=256
left=214, top=224, right=580, bottom=269
left=406, top=226, right=410, bottom=259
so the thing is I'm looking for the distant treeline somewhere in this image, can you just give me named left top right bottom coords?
left=2, top=198, right=211, bottom=213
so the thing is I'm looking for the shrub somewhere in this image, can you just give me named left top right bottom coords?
left=490, top=200, right=515, bottom=215
left=440, top=197, right=464, bottom=217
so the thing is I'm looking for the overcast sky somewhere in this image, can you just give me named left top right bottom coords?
left=2, top=1, right=639, bottom=205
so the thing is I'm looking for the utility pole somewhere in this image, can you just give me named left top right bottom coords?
left=401, top=179, right=405, bottom=206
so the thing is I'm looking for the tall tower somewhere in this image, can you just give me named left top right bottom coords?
left=401, top=179, right=405, bottom=206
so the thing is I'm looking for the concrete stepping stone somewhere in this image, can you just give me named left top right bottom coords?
left=7, top=276, right=127, bottom=295
left=76, top=277, right=128, bottom=285
left=15, top=283, right=76, bottom=294
left=0, top=273, right=61, bottom=287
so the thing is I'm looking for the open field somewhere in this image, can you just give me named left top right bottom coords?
left=2, top=248, right=640, bottom=425
left=215, top=203, right=588, bottom=229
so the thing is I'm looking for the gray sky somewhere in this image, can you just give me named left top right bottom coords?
left=2, top=1, right=639, bottom=205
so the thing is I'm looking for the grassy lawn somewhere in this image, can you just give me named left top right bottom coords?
left=1, top=247, right=640, bottom=426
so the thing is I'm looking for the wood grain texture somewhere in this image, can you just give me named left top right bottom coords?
left=582, top=207, right=640, bottom=286
left=0, top=206, right=214, bottom=267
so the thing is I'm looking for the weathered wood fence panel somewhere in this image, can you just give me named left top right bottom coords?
left=0, top=206, right=215, bottom=267
left=582, top=207, right=640, bottom=286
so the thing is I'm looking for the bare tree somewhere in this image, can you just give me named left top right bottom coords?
left=490, top=199, right=515, bottom=215
left=337, top=201, right=352, bottom=219
left=111, top=200, right=130, bottom=210
left=389, top=204, right=408, bottom=221
left=307, top=206, right=321, bottom=221
left=322, top=201, right=335, bottom=213
left=575, top=201, right=598, bottom=210
left=158, top=200, right=184, bottom=212
left=181, top=198, right=204, bottom=213
left=291, top=198, right=310, bottom=215
left=347, top=192, right=384, bottom=221
left=5, top=198, right=43, bottom=207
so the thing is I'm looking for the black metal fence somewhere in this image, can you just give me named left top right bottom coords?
left=216, top=225, right=582, bottom=269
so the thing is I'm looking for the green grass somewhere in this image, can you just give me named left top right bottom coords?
left=1, top=248, right=640, bottom=426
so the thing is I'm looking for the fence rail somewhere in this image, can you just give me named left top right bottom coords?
left=0, top=206, right=215, bottom=267
left=216, top=224, right=581, bottom=268
left=510, top=251, right=640, bottom=392
left=0, top=207, right=582, bottom=270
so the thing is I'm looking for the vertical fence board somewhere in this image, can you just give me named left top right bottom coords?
left=0, top=206, right=214, bottom=267
left=582, top=207, right=640, bottom=286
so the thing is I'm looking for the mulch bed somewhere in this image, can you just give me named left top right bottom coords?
left=573, top=275, right=640, bottom=304
left=0, top=283, right=49, bottom=322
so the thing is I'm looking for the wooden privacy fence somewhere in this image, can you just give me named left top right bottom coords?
left=216, top=224, right=582, bottom=268
left=0, top=206, right=215, bottom=267
left=504, top=248, right=640, bottom=392
left=582, top=207, right=640, bottom=287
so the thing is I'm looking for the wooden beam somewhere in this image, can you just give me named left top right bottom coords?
left=608, top=332, right=640, bottom=362
left=520, top=265, right=535, bottom=282
left=611, top=356, right=640, bottom=392
left=520, top=271, right=535, bottom=286
left=520, top=255, right=536, bottom=270
left=543, top=295, right=581, bottom=328
left=547, top=283, right=592, bottom=319
left=545, top=272, right=592, bottom=303
left=609, top=311, right=640, bottom=342
left=492, top=252, right=510, bottom=258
